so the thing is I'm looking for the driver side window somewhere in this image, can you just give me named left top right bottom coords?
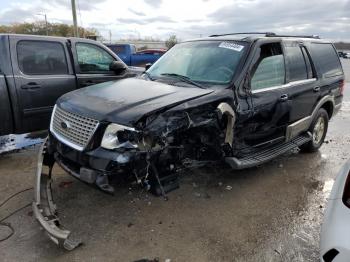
left=251, top=43, right=285, bottom=91
left=76, top=43, right=114, bottom=73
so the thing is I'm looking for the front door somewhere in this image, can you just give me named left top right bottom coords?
left=10, top=35, right=76, bottom=133
left=238, top=42, right=291, bottom=148
left=70, top=40, right=127, bottom=88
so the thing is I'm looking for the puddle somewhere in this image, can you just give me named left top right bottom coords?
left=0, top=132, right=46, bottom=154
left=249, top=179, right=328, bottom=262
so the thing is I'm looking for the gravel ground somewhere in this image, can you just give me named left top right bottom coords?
left=0, top=59, right=349, bottom=262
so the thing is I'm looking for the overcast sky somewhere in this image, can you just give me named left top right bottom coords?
left=0, top=0, right=349, bottom=41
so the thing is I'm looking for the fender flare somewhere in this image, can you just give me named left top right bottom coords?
left=217, top=102, right=236, bottom=147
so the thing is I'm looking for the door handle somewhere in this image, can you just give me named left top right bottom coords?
left=313, top=86, right=320, bottom=92
left=279, top=94, right=288, bottom=102
left=21, top=82, right=41, bottom=90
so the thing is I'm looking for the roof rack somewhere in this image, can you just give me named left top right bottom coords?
left=209, top=32, right=276, bottom=37
left=269, top=34, right=320, bottom=39
left=209, top=32, right=320, bottom=39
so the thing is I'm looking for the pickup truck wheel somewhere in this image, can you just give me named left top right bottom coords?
left=300, top=108, right=329, bottom=153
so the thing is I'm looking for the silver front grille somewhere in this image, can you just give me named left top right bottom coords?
left=50, top=106, right=99, bottom=151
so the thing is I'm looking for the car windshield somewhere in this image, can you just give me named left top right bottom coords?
left=147, top=40, right=248, bottom=85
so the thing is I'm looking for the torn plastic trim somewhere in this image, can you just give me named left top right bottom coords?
left=33, top=138, right=82, bottom=251
left=217, top=102, right=236, bottom=147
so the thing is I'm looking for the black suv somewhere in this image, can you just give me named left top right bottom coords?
left=34, top=33, right=344, bottom=249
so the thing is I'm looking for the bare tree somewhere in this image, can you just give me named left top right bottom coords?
left=165, top=34, right=178, bottom=49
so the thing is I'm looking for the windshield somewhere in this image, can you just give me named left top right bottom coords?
left=147, top=40, right=248, bottom=85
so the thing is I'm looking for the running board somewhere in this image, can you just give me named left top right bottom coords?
left=225, top=133, right=312, bottom=170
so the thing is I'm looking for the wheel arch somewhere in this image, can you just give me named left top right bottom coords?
left=320, top=100, right=334, bottom=119
left=285, top=95, right=334, bottom=141
left=311, top=95, right=335, bottom=121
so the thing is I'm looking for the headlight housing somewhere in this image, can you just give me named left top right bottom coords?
left=101, top=123, right=139, bottom=150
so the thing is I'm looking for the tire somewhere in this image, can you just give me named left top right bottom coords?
left=300, top=108, right=329, bottom=153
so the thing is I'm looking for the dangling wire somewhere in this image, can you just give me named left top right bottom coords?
left=0, top=188, right=33, bottom=242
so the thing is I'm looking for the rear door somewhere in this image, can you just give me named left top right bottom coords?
left=70, top=40, right=127, bottom=88
left=0, top=73, right=13, bottom=135
left=282, top=41, right=319, bottom=123
left=9, top=35, right=76, bottom=133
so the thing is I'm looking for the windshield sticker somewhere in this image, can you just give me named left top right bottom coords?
left=218, top=42, right=244, bottom=52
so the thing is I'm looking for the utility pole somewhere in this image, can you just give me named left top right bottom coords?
left=37, top=13, right=48, bottom=35
left=71, top=0, right=79, bottom=37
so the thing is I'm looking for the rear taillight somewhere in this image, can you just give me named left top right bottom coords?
left=342, top=170, right=350, bottom=208
left=340, top=79, right=345, bottom=95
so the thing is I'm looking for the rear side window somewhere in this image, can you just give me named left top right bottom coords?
left=130, top=45, right=136, bottom=54
left=17, top=41, right=68, bottom=75
left=308, top=43, right=343, bottom=78
left=285, top=44, right=308, bottom=81
left=109, top=45, right=126, bottom=54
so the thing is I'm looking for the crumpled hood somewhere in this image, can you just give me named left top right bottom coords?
left=57, top=78, right=214, bottom=126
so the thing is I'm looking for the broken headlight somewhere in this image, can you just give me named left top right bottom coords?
left=101, top=123, right=139, bottom=150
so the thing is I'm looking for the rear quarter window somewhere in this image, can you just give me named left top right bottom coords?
left=308, top=43, right=343, bottom=78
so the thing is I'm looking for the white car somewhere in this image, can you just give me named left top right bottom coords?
left=320, top=160, right=350, bottom=262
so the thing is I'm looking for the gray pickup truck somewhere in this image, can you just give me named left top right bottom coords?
left=0, top=34, right=139, bottom=136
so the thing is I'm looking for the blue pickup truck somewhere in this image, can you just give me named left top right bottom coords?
left=106, top=44, right=166, bottom=67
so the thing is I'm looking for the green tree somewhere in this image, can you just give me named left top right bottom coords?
left=0, top=22, right=99, bottom=38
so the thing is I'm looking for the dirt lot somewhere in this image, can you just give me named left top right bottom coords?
left=1, top=60, right=349, bottom=262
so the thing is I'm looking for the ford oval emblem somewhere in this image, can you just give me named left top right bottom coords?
left=60, top=121, right=70, bottom=130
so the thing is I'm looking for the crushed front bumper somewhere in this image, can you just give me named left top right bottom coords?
left=32, top=138, right=82, bottom=250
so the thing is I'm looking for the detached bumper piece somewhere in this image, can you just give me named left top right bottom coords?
left=33, top=138, right=82, bottom=251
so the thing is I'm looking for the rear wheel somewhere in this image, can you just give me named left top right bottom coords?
left=300, top=108, right=329, bottom=153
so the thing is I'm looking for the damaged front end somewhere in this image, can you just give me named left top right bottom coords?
left=33, top=100, right=236, bottom=250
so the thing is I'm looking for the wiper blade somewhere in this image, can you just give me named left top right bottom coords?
left=143, top=71, right=154, bottom=81
left=161, top=73, right=205, bottom=89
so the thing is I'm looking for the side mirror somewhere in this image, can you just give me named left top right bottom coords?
left=109, top=61, right=127, bottom=74
left=145, top=63, right=152, bottom=70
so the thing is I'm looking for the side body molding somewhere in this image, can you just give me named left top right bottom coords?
left=285, top=95, right=335, bottom=141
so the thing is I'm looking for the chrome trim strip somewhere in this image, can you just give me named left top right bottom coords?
left=252, top=78, right=317, bottom=94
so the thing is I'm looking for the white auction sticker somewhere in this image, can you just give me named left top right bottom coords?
left=218, top=42, right=244, bottom=52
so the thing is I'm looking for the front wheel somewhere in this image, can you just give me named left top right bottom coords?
left=300, top=108, right=329, bottom=153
